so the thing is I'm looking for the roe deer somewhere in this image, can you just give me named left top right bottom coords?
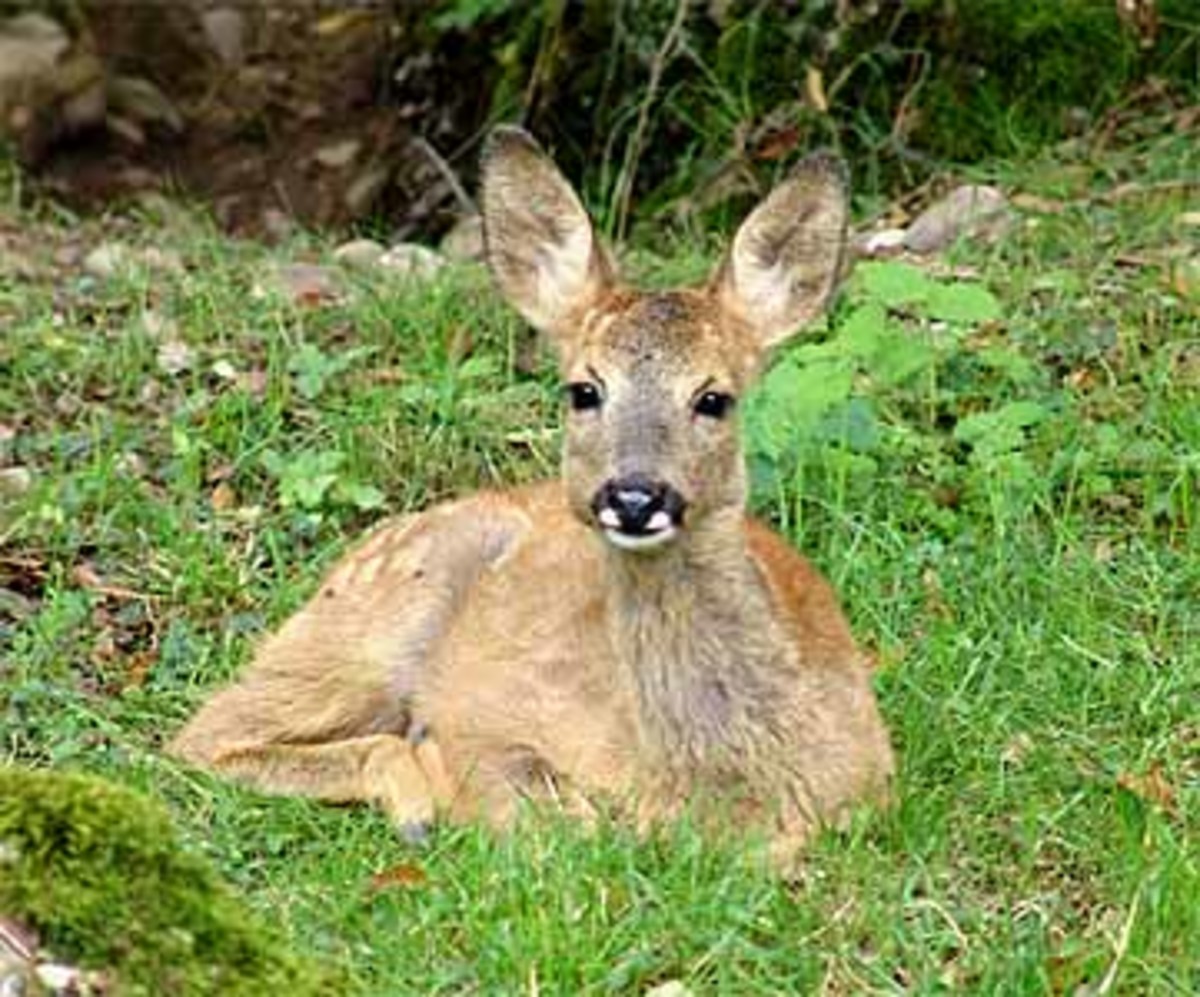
left=169, top=126, right=894, bottom=865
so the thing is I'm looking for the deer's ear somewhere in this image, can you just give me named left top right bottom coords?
left=713, top=152, right=849, bottom=351
left=481, top=126, right=614, bottom=340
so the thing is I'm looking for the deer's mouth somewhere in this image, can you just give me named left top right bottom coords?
left=597, top=507, right=679, bottom=551
left=592, top=476, right=686, bottom=552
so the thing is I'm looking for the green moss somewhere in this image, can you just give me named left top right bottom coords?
left=0, top=766, right=339, bottom=996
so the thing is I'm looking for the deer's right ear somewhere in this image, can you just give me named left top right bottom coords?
left=482, top=126, right=614, bottom=341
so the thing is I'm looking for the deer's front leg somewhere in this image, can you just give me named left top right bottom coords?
left=192, top=731, right=453, bottom=837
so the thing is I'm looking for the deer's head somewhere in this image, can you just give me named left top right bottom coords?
left=482, top=126, right=848, bottom=553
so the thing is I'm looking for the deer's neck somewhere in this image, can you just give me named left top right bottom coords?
left=604, top=511, right=790, bottom=773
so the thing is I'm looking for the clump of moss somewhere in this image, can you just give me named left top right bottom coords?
left=0, top=766, right=337, bottom=996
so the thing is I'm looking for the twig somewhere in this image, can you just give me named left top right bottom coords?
left=1093, top=886, right=1142, bottom=996
left=412, top=136, right=476, bottom=215
left=612, top=0, right=692, bottom=242
left=1093, top=179, right=1200, bottom=204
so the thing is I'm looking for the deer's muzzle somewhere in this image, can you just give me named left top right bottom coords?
left=591, top=474, right=687, bottom=552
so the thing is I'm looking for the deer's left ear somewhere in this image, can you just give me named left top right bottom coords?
left=712, top=152, right=849, bottom=350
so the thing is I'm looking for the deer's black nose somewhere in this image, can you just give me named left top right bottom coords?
left=592, top=474, right=686, bottom=535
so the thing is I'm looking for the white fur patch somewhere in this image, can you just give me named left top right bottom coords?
left=603, top=526, right=678, bottom=552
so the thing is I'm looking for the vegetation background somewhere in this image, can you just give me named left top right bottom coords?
left=1, top=0, right=1198, bottom=993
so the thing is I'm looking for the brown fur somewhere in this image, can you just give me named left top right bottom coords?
left=168, top=127, right=894, bottom=867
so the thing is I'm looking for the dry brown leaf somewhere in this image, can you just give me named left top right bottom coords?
left=1116, top=763, right=1176, bottom=812
left=1169, top=259, right=1200, bottom=301
left=805, top=65, right=828, bottom=113
left=72, top=562, right=105, bottom=591
left=1011, top=192, right=1066, bottom=215
left=124, top=648, right=158, bottom=689
left=367, top=862, right=428, bottom=893
left=210, top=482, right=237, bottom=512
left=921, top=567, right=952, bottom=619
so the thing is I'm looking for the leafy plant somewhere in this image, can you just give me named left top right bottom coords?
left=287, top=343, right=372, bottom=402
left=260, top=448, right=386, bottom=514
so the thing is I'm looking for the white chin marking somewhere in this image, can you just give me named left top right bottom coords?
left=604, top=527, right=677, bottom=552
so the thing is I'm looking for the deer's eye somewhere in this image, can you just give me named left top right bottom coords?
left=566, top=382, right=603, bottom=412
left=693, top=390, right=735, bottom=420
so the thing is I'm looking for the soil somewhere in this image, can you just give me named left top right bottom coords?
left=26, top=4, right=488, bottom=241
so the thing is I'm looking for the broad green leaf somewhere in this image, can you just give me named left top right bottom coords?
left=838, top=302, right=889, bottom=359
left=871, top=333, right=935, bottom=386
left=927, top=283, right=1002, bottom=324
left=335, top=482, right=387, bottom=511
left=745, top=357, right=854, bottom=459
left=816, top=398, right=881, bottom=453
left=955, top=400, right=1047, bottom=456
left=857, top=261, right=936, bottom=308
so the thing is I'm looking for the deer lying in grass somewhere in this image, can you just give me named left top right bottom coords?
left=169, top=127, right=894, bottom=865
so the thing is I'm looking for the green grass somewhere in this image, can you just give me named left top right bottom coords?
left=2, top=124, right=1198, bottom=993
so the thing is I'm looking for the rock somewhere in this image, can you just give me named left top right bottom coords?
left=378, top=243, right=445, bottom=280
left=82, top=242, right=132, bottom=279
left=200, top=7, right=246, bottom=66
left=644, top=983, right=695, bottom=997
left=139, top=247, right=184, bottom=273
left=108, top=75, right=184, bottom=134
left=332, top=238, right=386, bottom=269
left=0, top=466, right=32, bottom=497
left=853, top=226, right=907, bottom=258
left=439, top=214, right=484, bottom=262
left=263, top=262, right=343, bottom=305
left=156, top=340, right=195, bottom=377
left=314, top=139, right=361, bottom=170
left=903, top=185, right=1010, bottom=255
left=0, top=14, right=69, bottom=91
left=0, top=13, right=106, bottom=159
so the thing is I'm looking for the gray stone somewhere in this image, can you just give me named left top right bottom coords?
left=903, top=185, right=1010, bottom=255
left=200, top=7, right=245, bottom=66
left=332, top=238, right=386, bottom=269
left=378, top=243, right=445, bottom=280
left=439, top=214, right=484, bottom=262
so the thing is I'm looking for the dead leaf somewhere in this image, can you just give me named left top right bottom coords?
left=1169, top=258, right=1200, bottom=301
left=210, top=482, right=237, bottom=512
left=1116, top=763, right=1176, bottom=812
left=1011, top=192, right=1066, bottom=215
left=367, top=862, right=428, bottom=893
left=921, top=567, right=952, bottom=619
left=804, top=65, right=828, bottom=113
left=72, top=562, right=105, bottom=591
left=239, top=368, right=268, bottom=397
left=123, top=647, right=158, bottom=689
left=1001, top=733, right=1034, bottom=767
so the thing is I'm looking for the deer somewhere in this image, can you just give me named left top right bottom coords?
left=168, top=126, right=895, bottom=867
